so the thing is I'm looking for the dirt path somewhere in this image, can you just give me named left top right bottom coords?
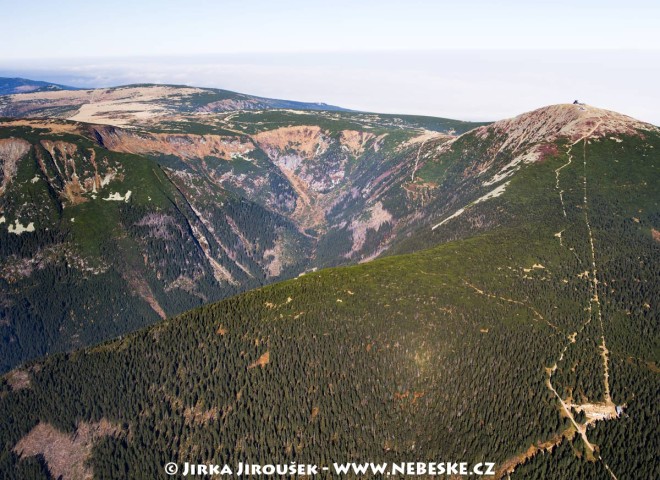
left=464, top=281, right=567, bottom=335
left=499, top=122, right=621, bottom=478
left=554, top=121, right=602, bottom=217
left=580, top=137, right=612, bottom=403
left=495, top=429, right=572, bottom=479
left=217, top=112, right=250, bottom=136
left=554, top=146, right=573, bottom=217
left=546, top=366, right=595, bottom=451
left=603, top=460, right=619, bottom=480
left=543, top=128, right=618, bottom=473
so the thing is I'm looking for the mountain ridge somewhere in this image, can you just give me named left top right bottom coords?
left=0, top=77, right=78, bottom=95
left=0, top=81, right=347, bottom=127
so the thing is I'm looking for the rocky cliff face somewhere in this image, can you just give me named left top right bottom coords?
left=89, top=122, right=416, bottom=246
left=91, top=125, right=255, bottom=160
left=0, top=138, right=31, bottom=197
left=0, top=121, right=315, bottom=371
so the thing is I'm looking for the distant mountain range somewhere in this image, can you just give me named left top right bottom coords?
left=0, top=77, right=78, bottom=95
left=0, top=77, right=347, bottom=119
left=0, top=78, right=658, bottom=480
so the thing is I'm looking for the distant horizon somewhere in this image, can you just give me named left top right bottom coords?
left=1, top=0, right=658, bottom=124
left=0, top=0, right=660, bottom=125
left=2, top=49, right=660, bottom=125
left=3, top=71, right=655, bottom=126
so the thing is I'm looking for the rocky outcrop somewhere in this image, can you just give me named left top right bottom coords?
left=91, top=125, right=255, bottom=160
left=476, top=104, right=658, bottom=152
left=252, top=125, right=327, bottom=161
left=39, top=140, right=118, bottom=205
left=198, top=98, right=264, bottom=112
left=0, top=138, right=31, bottom=196
left=339, top=130, right=376, bottom=157
left=346, top=201, right=393, bottom=257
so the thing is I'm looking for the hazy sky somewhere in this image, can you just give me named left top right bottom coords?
left=0, top=0, right=658, bottom=122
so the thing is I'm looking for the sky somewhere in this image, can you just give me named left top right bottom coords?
left=0, top=0, right=659, bottom=122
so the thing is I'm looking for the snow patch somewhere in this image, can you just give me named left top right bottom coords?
left=432, top=182, right=510, bottom=231
left=231, top=152, right=252, bottom=162
left=100, top=172, right=116, bottom=187
left=483, top=150, right=539, bottom=187
left=8, top=219, right=35, bottom=235
left=523, top=263, right=545, bottom=273
left=474, top=181, right=510, bottom=204
left=431, top=208, right=465, bottom=230
left=30, top=175, right=40, bottom=184
left=102, top=190, right=132, bottom=202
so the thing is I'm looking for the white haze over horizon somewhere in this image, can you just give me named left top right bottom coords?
left=1, top=0, right=658, bottom=123
left=1, top=50, right=658, bottom=125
